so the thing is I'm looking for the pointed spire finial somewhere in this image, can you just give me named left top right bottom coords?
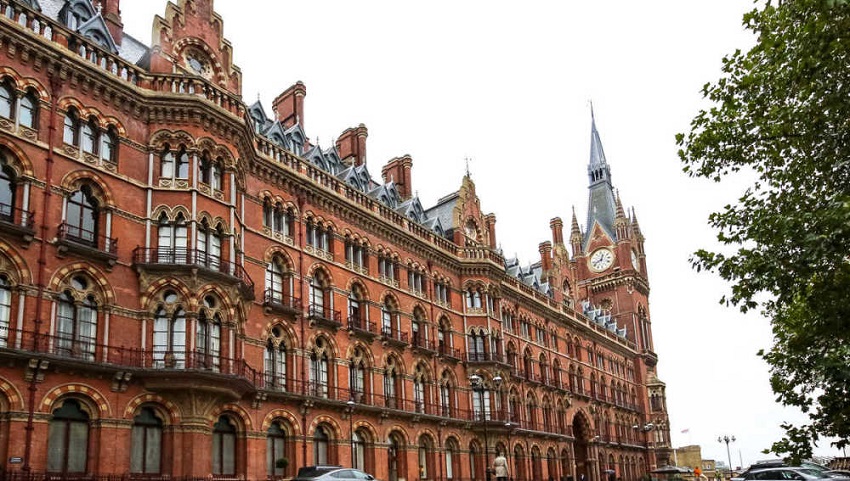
left=571, top=207, right=581, bottom=235
left=465, top=157, right=472, bottom=178
left=615, top=192, right=627, bottom=220
left=589, top=107, right=608, bottom=169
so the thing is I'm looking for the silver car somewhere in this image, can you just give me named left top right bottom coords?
left=741, top=467, right=840, bottom=481
left=293, top=465, right=379, bottom=481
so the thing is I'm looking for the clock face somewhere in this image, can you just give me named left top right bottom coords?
left=631, top=250, right=640, bottom=271
left=589, top=248, right=614, bottom=272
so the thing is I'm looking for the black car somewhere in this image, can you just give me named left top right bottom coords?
left=293, top=465, right=379, bottom=481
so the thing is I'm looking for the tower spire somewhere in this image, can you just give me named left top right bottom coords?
left=584, top=110, right=618, bottom=249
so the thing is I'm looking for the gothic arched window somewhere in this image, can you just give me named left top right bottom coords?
left=152, top=290, right=186, bottom=368
left=81, top=116, right=99, bottom=155
left=19, top=90, right=37, bottom=129
left=0, top=158, right=17, bottom=221
left=56, top=278, right=97, bottom=361
left=212, top=416, right=237, bottom=475
left=0, top=79, right=13, bottom=119
left=65, top=185, right=99, bottom=246
left=0, top=275, right=10, bottom=347
left=130, top=407, right=163, bottom=474
left=310, top=338, right=329, bottom=398
left=47, top=399, right=89, bottom=473
left=313, top=425, right=330, bottom=465
left=264, top=326, right=287, bottom=390
left=267, top=421, right=288, bottom=477
left=63, top=107, right=79, bottom=146
left=196, top=295, right=222, bottom=371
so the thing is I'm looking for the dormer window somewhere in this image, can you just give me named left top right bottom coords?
left=290, top=139, right=302, bottom=156
left=63, top=0, right=94, bottom=31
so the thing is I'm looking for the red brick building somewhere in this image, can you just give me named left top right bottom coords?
left=0, top=1, right=672, bottom=480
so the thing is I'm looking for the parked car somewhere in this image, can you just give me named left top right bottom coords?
left=741, top=461, right=831, bottom=478
left=826, top=472, right=850, bottom=479
left=293, top=465, right=379, bottom=481
left=740, top=467, right=835, bottom=481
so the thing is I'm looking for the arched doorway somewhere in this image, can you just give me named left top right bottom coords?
left=573, top=412, right=592, bottom=481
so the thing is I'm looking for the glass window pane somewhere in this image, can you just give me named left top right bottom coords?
left=130, top=425, right=144, bottom=473
left=145, top=426, right=162, bottom=473
left=0, top=85, right=12, bottom=119
left=67, top=420, right=89, bottom=472
left=46, top=420, right=67, bottom=472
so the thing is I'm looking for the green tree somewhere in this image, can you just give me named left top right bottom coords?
left=677, top=0, right=850, bottom=462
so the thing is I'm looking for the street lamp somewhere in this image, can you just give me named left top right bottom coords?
left=347, top=399, right=355, bottom=468
left=505, top=421, right=517, bottom=479
left=471, top=374, right=503, bottom=481
left=718, top=435, right=736, bottom=481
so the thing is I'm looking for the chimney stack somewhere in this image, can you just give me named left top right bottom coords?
left=336, top=124, right=368, bottom=166
left=539, top=241, right=553, bottom=272
left=550, top=217, right=564, bottom=245
left=381, top=155, right=413, bottom=200
left=101, top=0, right=123, bottom=45
left=272, top=81, right=306, bottom=129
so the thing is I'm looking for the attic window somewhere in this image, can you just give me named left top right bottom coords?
left=64, top=1, right=94, bottom=30
left=464, top=219, right=479, bottom=242
left=182, top=49, right=212, bottom=80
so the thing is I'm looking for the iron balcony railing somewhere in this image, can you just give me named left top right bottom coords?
left=133, top=247, right=254, bottom=294
left=307, top=303, right=342, bottom=327
left=262, top=289, right=301, bottom=312
left=0, top=202, right=34, bottom=229
left=58, top=222, right=118, bottom=254
left=5, top=329, right=264, bottom=387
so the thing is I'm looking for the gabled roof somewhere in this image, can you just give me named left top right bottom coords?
left=77, top=13, right=118, bottom=53
left=19, top=0, right=42, bottom=11
left=368, top=182, right=400, bottom=209
left=284, top=123, right=305, bottom=142
left=264, top=121, right=287, bottom=146
left=396, top=197, right=426, bottom=223
left=303, top=145, right=328, bottom=170
left=422, top=216, right=445, bottom=237
left=248, top=100, right=269, bottom=125
left=338, top=165, right=366, bottom=190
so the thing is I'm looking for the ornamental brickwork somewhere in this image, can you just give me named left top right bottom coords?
left=0, top=1, right=671, bottom=481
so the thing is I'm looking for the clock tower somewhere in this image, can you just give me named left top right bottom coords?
left=572, top=112, right=673, bottom=467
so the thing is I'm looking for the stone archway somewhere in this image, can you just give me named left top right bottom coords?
left=573, top=412, right=593, bottom=481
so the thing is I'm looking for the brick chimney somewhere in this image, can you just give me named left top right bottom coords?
left=550, top=217, right=564, bottom=245
left=381, top=155, right=413, bottom=200
left=539, top=241, right=553, bottom=272
left=272, top=81, right=306, bottom=129
left=336, top=124, right=368, bottom=166
left=101, top=0, right=123, bottom=45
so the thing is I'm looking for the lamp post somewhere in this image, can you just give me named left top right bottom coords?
left=471, top=374, right=503, bottom=481
left=347, top=399, right=355, bottom=468
left=717, top=435, right=736, bottom=481
left=505, top=421, right=516, bottom=480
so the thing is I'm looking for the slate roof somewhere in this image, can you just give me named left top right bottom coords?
left=584, top=114, right=618, bottom=248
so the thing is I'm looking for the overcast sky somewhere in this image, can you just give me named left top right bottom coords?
left=120, top=0, right=844, bottom=468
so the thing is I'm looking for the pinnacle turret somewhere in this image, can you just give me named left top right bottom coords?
left=570, top=207, right=583, bottom=256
